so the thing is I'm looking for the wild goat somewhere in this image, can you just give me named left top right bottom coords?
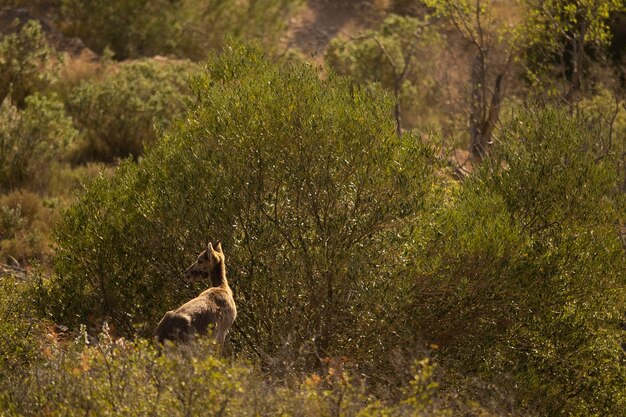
left=156, top=242, right=236, bottom=346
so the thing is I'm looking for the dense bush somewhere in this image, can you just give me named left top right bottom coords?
left=66, top=59, right=197, bottom=163
left=60, top=0, right=299, bottom=60
left=0, top=19, right=62, bottom=106
left=402, top=106, right=626, bottom=415
left=0, top=94, right=76, bottom=192
left=49, top=42, right=436, bottom=369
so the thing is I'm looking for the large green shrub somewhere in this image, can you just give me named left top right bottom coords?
left=66, top=59, right=197, bottom=163
left=49, top=42, right=436, bottom=367
left=0, top=19, right=62, bottom=106
left=404, top=106, right=626, bottom=415
left=0, top=94, right=76, bottom=192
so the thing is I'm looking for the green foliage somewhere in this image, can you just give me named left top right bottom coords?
left=0, top=94, right=76, bottom=192
left=0, top=273, right=42, bottom=386
left=424, top=0, right=493, bottom=38
left=423, top=0, right=518, bottom=51
left=49, top=41, right=436, bottom=367
left=60, top=0, right=177, bottom=59
left=170, top=0, right=301, bottom=61
left=66, top=59, right=197, bottom=163
left=46, top=162, right=116, bottom=198
left=1, top=329, right=447, bottom=416
left=326, top=14, right=442, bottom=129
left=0, top=203, right=24, bottom=242
left=405, top=106, right=626, bottom=415
left=60, top=0, right=300, bottom=60
left=524, top=0, right=622, bottom=50
left=576, top=89, right=626, bottom=189
left=0, top=19, right=62, bottom=106
left=521, top=0, right=624, bottom=93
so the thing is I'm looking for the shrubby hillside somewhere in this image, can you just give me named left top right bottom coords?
left=1, top=1, right=625, bottom=416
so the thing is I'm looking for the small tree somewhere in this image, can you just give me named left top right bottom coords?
left=326, top=14, right=441, bottom=136
left=0, top=94, right=76, bottom=192
left=425, top=0, right=517, bottom=161
left=522, top=0, right=624, bottom=99
left=0, top=19, right=62, bottom=106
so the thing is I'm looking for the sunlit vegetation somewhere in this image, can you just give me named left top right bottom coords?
left=1, top=1, right=625, bottom=416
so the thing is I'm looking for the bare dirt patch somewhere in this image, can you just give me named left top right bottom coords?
left=286, top=0, right=389, bottom=63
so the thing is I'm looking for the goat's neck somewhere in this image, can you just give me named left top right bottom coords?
left=210, top=261, right=229, bottom=290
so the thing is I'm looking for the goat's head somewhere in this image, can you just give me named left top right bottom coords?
left=184, top=241, right=224, bottom=284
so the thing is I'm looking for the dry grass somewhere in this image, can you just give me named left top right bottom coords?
left=0, top=190, right=57, bottom=265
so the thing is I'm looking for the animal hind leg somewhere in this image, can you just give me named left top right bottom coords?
left=215, top=326, right=227, bottom=346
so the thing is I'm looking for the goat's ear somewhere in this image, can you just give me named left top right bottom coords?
left=214, top=241, right=223, bottom=253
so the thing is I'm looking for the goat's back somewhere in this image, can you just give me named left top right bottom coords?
left=156, top=287, right=236, bottom=344
left=156, top=311, right=192, bottom=343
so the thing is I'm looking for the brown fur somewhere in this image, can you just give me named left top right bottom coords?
left=156, top=242, right=236, bottom=346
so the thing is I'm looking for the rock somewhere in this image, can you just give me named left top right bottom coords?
left=54, top=324, right=69, bottom=333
